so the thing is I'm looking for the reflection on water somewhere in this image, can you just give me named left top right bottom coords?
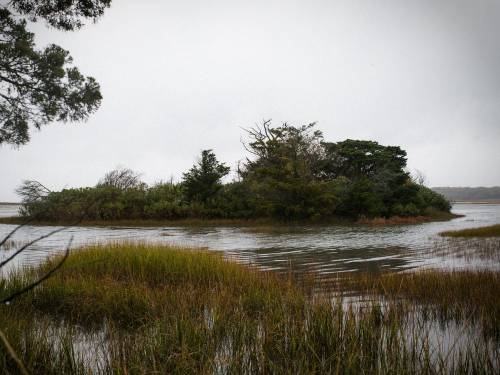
left=33, top=299, right=500, bottom=374
left=0, top=204, right=499, bottom=275
left=428, top=236, right=500, bottom=270
left=1, top=203, right=499, bottom=372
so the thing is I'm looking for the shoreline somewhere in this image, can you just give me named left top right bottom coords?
left=0, top=212, right=461, bottom=228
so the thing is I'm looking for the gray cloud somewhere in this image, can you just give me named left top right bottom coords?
left=1, top=0, right=499, bottom=200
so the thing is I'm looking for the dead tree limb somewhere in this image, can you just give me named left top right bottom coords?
left=0, top=237, right=72, bottom=305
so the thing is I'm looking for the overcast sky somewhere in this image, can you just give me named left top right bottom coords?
left=1, top=0, right=500, bottom=201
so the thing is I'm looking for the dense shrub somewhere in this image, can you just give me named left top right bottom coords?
left=17, top=123, right=451, bottom=222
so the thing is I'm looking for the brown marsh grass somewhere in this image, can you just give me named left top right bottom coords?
left=440, top=224, right=500, bottom=238
left=344, top=269, right=500, bottom=339
left=0, top=243, right=498, bottom=374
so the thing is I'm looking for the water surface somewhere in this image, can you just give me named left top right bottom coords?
left=1, top=203, right=499, bottom=274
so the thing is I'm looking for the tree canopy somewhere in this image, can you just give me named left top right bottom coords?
left=240, top=121, right=337, bottom=218
left=16, top=121, right=452, bottom=222
left=0, top=1, right=111, bottom=146
left=182, top=150, right=230, bottom=204
left=9, top=0, right=112, bottom=31
left=321, top=140, right=408, bottom=181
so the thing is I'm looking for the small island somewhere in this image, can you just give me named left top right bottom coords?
left=4, top=122, right=452, bottom=226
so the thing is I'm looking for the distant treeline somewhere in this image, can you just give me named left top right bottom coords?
left=432, top=187, right=500, bottom=202
left=17, top=121, right=450, bottom=222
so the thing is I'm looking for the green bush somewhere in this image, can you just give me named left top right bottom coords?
left=17, top=123, right=451, bottom=222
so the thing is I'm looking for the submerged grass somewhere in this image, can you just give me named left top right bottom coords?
left=440, top=224, right=500, bottom=238
left=428, top=237, right=500, bottom=263
left=345, top=270, right=500, bottom=339
left=0, top=239, right=30, bottom=251
left=0, top=243, right=498, bottom=374
left=357, top=211, right=462, bottom=225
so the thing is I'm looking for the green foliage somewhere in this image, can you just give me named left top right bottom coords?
left=201, top=182, right=255, bottom=219
left=336, top=177, right=385, bottom=217
left=17, top=122, right=452, bottom=222
left=241, top=121, right=338, bottom=219
left=10, top=0, right=112, bottom=31
left=321, top=139, right=408, bottom=181
left=415, top=185, right=451, bottom=213
left=182, top=150, right=230, bottom=204
left=0, top=2, right=107, bottom=145
left=144, top=182, right=186, bottom=219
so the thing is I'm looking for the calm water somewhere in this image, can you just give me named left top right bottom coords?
left=1, top=203, right=499, bottom=274
left=0, top=204, right=21, bottom=218
left=2, top=204, right=499, bottom=368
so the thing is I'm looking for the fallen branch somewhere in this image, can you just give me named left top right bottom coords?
left=0, top=237, right=73, bottom=305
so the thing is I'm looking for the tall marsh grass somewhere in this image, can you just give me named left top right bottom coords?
left=0, top=243, right=498, bottom=374
left=345, top=269, right=500, bottom=339
left=429, top=237, right=500, bottom=263
left=440, top=224, right=500, bottom=238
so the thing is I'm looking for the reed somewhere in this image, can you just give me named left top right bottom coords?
left=428, top=237, right=500, bottom=262
left=440, top=224, right=500, bottom=237
left=345, top=269, right=500, bottom=339
left=0, top=243, right=498, bottom=374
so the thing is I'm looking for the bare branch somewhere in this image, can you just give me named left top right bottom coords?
left=0, top=216, right=35, bottom=249
left=0, top=224, right=72, bottom=270
left=1, top=236, right=73, bottom=305
left=15, top=180, right=51, bottom=204
left=97, top=167, right=144, bottom=190
left=0, top=198, right=96, bottom=270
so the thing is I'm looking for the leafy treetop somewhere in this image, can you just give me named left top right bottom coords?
left=0, top=1, right=111, bottom=146
left=10, top=0, right=112, bottom=31
left=182, top=149, right=230, bottom=204
left=15, top=122, right=451, bottom=221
